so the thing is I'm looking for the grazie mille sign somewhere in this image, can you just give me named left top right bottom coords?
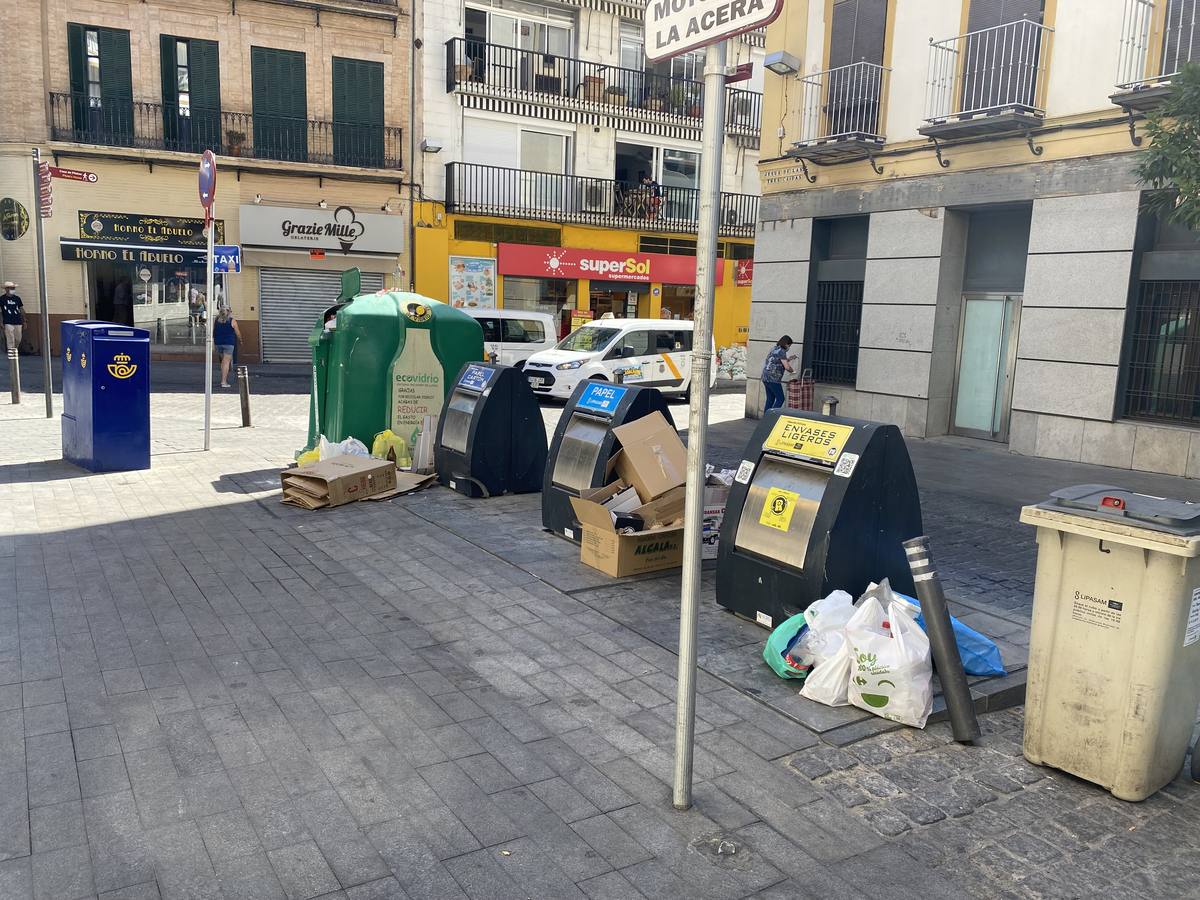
left=644, top=0, right=783, bottom=61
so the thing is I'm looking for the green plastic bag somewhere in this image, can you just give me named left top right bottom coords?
left=762, top=612, right=810, bottom=680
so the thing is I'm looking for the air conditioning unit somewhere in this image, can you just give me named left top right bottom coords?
left=583, top=184, right=606, bottom=212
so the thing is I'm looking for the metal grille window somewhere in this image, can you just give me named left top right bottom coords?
left=1123, top=280, right=1200, bottom=424
left=808, top=281, right=863, bottom=385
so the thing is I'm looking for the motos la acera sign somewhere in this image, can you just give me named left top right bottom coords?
left=644, top=0, right=783, bottom=61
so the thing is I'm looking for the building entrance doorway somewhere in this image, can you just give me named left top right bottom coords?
left=951, top=293, right=1021, bottom=441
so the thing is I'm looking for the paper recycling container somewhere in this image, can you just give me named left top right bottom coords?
left=1021, top=484, right=1200, bottom=801
left=60, top=320, right=151, bottom=472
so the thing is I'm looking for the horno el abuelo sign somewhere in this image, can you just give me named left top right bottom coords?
left=644, top=0, right=783, bottom=61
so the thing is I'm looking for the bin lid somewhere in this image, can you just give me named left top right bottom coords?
left=1040, top=484, right=1200, bottom=536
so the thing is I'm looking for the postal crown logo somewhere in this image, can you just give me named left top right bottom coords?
left=65, top=348, right=72, bottom=364
left=107, top=352, right=137, bottom=379
left=81, top=352, right=87, bottom=369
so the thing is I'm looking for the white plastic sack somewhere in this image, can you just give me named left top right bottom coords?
left=318, top=435, right=370, bottom=461
left=845, top=597, right=933, bottom=728
left=792, top=590, right=855, bottom=669
left=799, top=638, right=852, bottom=706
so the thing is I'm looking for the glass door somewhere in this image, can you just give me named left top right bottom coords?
left=951, top=293, right=1021, bottom=441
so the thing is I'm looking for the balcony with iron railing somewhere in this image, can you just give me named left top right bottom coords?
left=445, top=38, right=762, bottom=139
left=1113, top=0, right=1198, bottom=110
left=444, top=162, right=759, bottom=237
left=790, top=61, right=890, bottom=164
left=919, top=17, right=1054, bottom=139
left=48, top=92, right=403, bottom=170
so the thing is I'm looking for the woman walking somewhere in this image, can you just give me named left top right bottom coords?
left=761, top=335, right=793, bottom=413
left=213, top=306, right=242, bottom=388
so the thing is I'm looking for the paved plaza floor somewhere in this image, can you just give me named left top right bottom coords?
left=1, top=371, right=1199, bottom=900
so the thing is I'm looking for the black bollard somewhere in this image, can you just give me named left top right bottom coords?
left=822, top=395, right=838, bottom=416
left=903, top=535, right=981, bottom=743
left=237, top=365, right=251, bottom=427
left=8, top=348, right=19, bottom=404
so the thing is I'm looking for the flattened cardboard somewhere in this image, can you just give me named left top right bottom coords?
left=610, top=412, right=687, bottom=502
left=364, top=471, right=436, bottom=500
left=281, top=455, right=397, bottom=509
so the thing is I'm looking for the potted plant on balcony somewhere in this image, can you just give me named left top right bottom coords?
left=669, top=85, right=692, bottom=116
left=225, top=129, right=246, bottom=157
left=605, top=84, right=627, bottom=107
left=644, top=92, right=666, bottom=112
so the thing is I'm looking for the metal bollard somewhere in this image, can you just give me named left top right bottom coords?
left=614, top=369, right=625, bottom=384
left=821, top=395, right=838, bottom=416
left=903, top=535, right=981, bottom=743
left=487, top=351, right=499, bottom=365
left=237, top=365, right=251, bottom=427
left=7, top=348, right=19, bottom=404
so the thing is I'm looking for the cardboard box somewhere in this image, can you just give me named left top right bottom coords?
left=571, top=489, right=685, bottom=577
left=610, top=412, right=687, bottom=502
left=281, top=455, right=398, bottom=509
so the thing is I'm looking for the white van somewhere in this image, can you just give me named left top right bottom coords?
left=523, top=318, right=712, bottom=400
left=463, top=309, right=557, bottom=368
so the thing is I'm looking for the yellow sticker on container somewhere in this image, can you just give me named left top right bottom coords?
left=759, top=487, right=800, bottom=532
left=763, top=416, right=854, bottom=462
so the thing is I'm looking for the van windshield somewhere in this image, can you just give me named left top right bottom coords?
left=556, top=327, right=621, bottom=353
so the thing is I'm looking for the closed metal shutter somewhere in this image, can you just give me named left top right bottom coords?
left=258, top=267, right=384, bottom=362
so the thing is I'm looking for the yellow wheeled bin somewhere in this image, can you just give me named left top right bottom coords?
left=1020, top=485, right=1200, bottom=801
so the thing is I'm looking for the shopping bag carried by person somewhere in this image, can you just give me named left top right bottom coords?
left=845, top=594, right=934, bottom=728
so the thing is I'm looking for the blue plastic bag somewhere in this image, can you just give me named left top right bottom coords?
left=896, top=592, right=1006, bottom=677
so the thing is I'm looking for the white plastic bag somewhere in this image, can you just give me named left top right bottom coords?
left=799, top=638, right=853, bottom=706
left=318, top=435, right=370, bottom=460
left=792, top=590, right=855, bottom=669
left=845, top=597, right=933, bottom=728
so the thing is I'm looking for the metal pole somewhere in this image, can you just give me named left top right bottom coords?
left=237, top=365, right=251, bottom=427
left=822, top=396, right=838, bottom=416
left=32, top=148, right=52, bottom=418
left=8, top=348, right=20, bottom=404
left=673, top=39, right=726, bottom=812
left=203, top=202, right=215, bottom=450
left=903, top=535, right=981, bottom=743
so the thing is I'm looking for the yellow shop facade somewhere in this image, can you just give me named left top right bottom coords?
left=411, top=206, right=755, bottom=348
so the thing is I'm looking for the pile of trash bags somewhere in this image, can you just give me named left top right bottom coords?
left=762, top=580, right=1006, bottom=729
left=716, top=345, right=748, bottom=380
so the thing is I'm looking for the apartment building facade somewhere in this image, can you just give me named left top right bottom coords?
left=0, top=0, right=411, bottom=362
left=411, top=0, right=766, bottom=347
left=748, top=0, right=1200, bottom=476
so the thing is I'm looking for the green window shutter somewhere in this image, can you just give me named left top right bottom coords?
left=189, top=39, right=221, bottom=113
left=252, top=46, right=307, bottom=161
left=68, top=23, right=86, bottom=96
left=333, top=57, right=383, bottom=126
left=160, top=35, right=177, bottom=106
left=98, top=28, right=132, bottom=100
left=251, top=46, right=271, bottom=117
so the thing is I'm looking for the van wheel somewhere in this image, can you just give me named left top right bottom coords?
left=587, top=374, right=608, bottom=381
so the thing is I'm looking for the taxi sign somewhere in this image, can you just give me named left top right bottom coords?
left=759, top=487, right=799, bottom=532
left=763, top=415, right=854, bottom=463
left=212, top=245, right=241, bottom=273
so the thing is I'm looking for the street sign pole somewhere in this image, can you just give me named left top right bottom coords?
left=673, top=39, right=726, bottom=812
left=203, top=201, right=215, bottom=451
left=198, top=150, right=217, bottom=451
left=32, top=148, right=52, bottom=419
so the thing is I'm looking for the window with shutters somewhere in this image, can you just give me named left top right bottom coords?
left=68, top=23, right=133, bottom=145
left=826, top=0, right=888, bottom=138
left=161, top=36, right=221, bottom=154
left=251, top=47, right=308, bottom=163
left=332, top=57, right=384, bottom=167
left=963, top=0, right=1046, bottom=113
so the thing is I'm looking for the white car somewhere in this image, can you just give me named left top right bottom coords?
left=523, top=318, right=713, bottom=400
left=462, top=308, right=557, bottom=368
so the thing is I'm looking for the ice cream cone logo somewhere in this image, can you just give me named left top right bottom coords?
left=332, top=206, right=366, bottom=253
left=107, top=352, right=137, bottom=379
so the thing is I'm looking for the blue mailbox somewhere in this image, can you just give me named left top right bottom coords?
left=61, top=321, right=151, bottom=472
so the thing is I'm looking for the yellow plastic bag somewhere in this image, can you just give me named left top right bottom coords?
left=296, top=447, right=320, bottom=466
left=371, top=429, right=411, bottom=467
